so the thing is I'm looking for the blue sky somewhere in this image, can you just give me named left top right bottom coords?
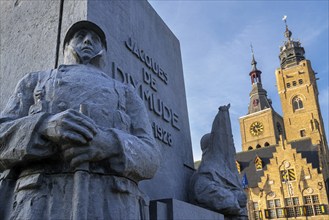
left=148, top=1, right=329, bottom=161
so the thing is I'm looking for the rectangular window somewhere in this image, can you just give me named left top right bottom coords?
left=295, top=207, right=302, bottom=216
left=275, top=199, right=281, bottom=207
left=303, top=195, right=323, bottom=216
left=305, top=205, right=314, bottom=216
left=293, top=81, right=297, bottom=86
left=253, top=202, right=261, bottom=219
left=298, top=79, right=303, bottom=84
left=300, top=129, right=306, bottom=137
left=293, top=197, right=299, bottom=205
left=285, top=197, right=301, bottom=217
left=286, top=207, right=295, bottom=217
left=277, top=208, right=285, bottom=218
left=312, top=195, right=319, bottom=203
left=269, top=209, right=276, bottom=218
left=267, top=200, right=275, bottom=208
left=266, top=200, right=282, bottom=219
left=304, top=196, right=312, bottom=204
left=253, top=202, right=259, bottom=210
left=314, top=205, right=322, bottom=215
left=285, top=198, right=293, bottom=206
left=287, top=82, right=291, bottom=88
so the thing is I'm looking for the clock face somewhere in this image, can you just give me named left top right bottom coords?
left=250, top=121, right=264, bottom=136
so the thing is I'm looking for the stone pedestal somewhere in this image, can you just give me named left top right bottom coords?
left=150, top=199, right=224, bottom=220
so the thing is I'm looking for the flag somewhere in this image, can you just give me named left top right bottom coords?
left=242, top=173, right=248, bottom=189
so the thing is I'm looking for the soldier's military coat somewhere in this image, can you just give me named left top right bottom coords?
left=0, top=64, right=160, bottom=219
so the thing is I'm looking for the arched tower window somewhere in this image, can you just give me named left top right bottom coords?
left=256, top=144, right=261, bottom=149
left=248, top=146, right=253, bottom=151
left=264, top=142, right=270, bottom=147
left=292, top=96, right=303, bottom=111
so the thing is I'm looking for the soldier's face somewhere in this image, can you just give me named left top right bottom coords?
left=69, top=29, right=103, bottom=62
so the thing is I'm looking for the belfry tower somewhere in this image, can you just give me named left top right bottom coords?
left=275, top=18, right=329, bottom=188
left=275, top=18, right=328, bottom=148
left=237, top=18, right=329, bottom=219
left=239, top=49, right=284, bottom=152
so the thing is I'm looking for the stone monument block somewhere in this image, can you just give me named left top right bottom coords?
left=0, top=0, right=61, bottom=107
left=150, top=199, right=224, bottom=220
left=0, top=0, right=194, bottom=201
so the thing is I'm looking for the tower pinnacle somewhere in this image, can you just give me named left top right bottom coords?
left=249, top=44, right=261, bottom=85
left=279, top=16, right=305, bottom=69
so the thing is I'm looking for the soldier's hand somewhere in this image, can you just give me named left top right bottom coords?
left=61, top=129, right=119, bottom=168
left=40, top=109, right=98, bottom=145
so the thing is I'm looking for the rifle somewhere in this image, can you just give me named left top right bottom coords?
left=72, top=104, right=90, bottom=220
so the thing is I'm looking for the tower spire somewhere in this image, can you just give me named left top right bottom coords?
left=249, top=44, right=261, bottom=85
left=246, top=46, right=272, bottom=115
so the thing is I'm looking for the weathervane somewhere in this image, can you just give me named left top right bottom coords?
left=282, top=15, right=291, bottom=41
left=250, top=43, right=254, bottom=55
left=282, top=15, right=288, bottom=26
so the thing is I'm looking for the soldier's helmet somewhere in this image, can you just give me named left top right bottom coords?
left=63, top=20, right=107, bottom=51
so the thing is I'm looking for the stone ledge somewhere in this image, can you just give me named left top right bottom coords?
left=150, top=198, right=224, bottom=220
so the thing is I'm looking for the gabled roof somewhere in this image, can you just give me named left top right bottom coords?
left=236, top=146, right=277, bottom=187
left=236, top=138, right=320, bottom=188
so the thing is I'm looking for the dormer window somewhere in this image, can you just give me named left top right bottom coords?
left=255, top=156, right=263, bottom=171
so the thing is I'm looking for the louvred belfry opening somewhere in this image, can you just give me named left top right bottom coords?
left=249, top=53, right=262, bottom=85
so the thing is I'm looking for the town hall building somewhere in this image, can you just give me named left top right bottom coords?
left=236, top=21, right=329, bottom=219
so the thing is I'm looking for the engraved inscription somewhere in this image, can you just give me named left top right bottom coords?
left=152, top=122, right=172, bottom=146
left=118, top=36, right=182, bottom=146
left=140, top=86, right=180, bottom=130
left=112, top=62, right=180, bottom=131
left=143, top=68, right=157, bottom=92
left=125, top=37, right=168, bottom=84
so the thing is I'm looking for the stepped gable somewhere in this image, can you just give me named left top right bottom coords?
left=236, top=146, right=277, bottom=187
left=236, top=138, right=320, bottom=188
